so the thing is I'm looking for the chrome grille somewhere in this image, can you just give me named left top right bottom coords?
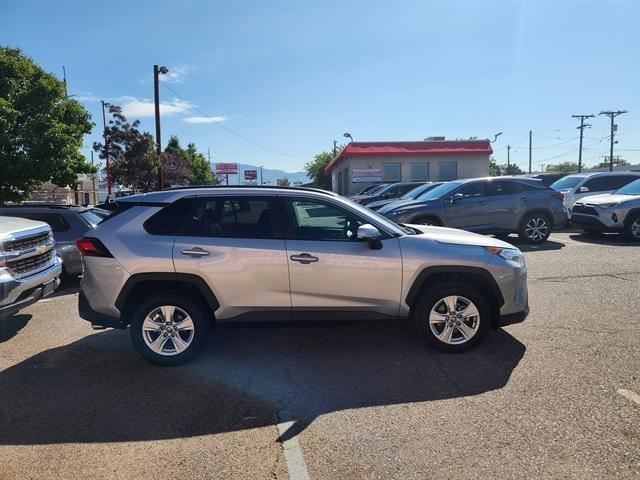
left=3, top=231, right=50, bottom=252
left=7, top=251, right=53, bottom=276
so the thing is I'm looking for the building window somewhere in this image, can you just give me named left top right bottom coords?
left=411, top=163, right=429, bottom=181
left=383, top=163, right=401, bottom=182
left=439, top=162, right=457, bottom=181
left=337, top=170, right=343, bottom=194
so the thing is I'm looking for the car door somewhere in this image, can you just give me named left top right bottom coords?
left=171, top=195, right=291, bottom=321
left=443, top=181, right=489, bottom=231
left=485, top=180, right=527, bottom=231
left=281, top=195, right=403, bottom=320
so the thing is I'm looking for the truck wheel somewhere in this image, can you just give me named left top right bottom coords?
left=130, top=292, right=209, bottom=366
left=624, top=212, right=640, bottom=242
left=414, top=281, right=491, bottom=353
left=518, top=212, right=551, bottom=243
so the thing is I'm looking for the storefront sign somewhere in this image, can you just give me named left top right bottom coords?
left=352, top=168, right=382, bottom=183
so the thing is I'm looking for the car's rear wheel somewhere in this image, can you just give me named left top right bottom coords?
left=518, top=212, right=551, bottom=243
left=130, top=292, right=209, bottom=366
left=414, top=282, right=491, bottom=352
left=624, top=212, right=640, bottom=242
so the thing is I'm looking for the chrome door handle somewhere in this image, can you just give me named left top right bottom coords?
left=290, top=253, right=319, bottom=264
left=181, top=247, right=210, bottom=257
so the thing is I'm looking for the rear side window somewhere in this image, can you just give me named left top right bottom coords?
left=583, top=175, right=634, bottom=192
left=144, top=198, right=196, bottom=235
left=178, top=196, right=276, bottom=239
left=487, top=181, right=526, bottom=196
left=2, top=212, right=71, bottom=232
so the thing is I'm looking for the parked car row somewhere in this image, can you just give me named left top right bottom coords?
left=352, top=171, right=640, bottom=243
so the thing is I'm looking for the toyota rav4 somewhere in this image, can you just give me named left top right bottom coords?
left=77, top=186, right=529, bottom=365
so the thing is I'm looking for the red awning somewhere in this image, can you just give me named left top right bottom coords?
left=325, top=140, right=493, bottom=172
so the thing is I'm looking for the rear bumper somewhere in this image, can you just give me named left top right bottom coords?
left=78, top=290, right=126, bottom=329
left=498, top=305, right=529, bottom=327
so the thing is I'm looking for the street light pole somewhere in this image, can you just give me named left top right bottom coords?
left=154, top=65, right=168, bottom=189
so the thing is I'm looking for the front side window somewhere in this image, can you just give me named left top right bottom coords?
left=286, top=199, right=363, bottom=241
left=616, top=179, right=640, bottom=195
left=383, top=163, right=401, bottom=182
left=456, top=182, right=485, bottom=198
left=411, top=163, right=429, bottom=181
left=439, top=162, right=457, bottom=181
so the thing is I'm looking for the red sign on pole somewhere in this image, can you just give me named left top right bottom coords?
left=215, top=163, right=238, bottom=174
left=244, top=170, right=258, bottom=181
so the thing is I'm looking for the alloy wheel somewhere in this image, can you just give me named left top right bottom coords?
left=631, top=219, right=640, bottom=239
left=142, top=305, right=195, bottom=356
left=525, top=217, right=548, bottom=242
left=428, top=295, right=480, bottom=345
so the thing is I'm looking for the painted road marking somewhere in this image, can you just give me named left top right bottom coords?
left=277, top=410, right=311, bottom=480
left=617, top=389, right=640, bottom=406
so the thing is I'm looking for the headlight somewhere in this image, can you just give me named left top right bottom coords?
left=485, top=246, right=524, bottom=264
left=598, top=202, right=626, bottom=208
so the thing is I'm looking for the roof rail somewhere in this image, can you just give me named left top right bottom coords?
left=0, top=203, right=80, bottom=209
left=161, top=185, right=337, bottom=196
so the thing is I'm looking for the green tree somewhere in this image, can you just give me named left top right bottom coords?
left=546, top=161, right=578, bottom=173
left=93, top=104, right=158, bottom=192
left=596, top=156, right=630, bottom=169
left=504, top=164, right=524, bottom=175
left=165, top=135, right=212, bottom=184
left=162, top=152, right=192, bottom=186
left=489, top=157, right=501, bottom=176
left=305, top=150, right=335, bottom=190
left=0, top=47, right=94, bottom=202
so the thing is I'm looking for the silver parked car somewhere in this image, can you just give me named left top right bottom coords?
left=77, top=186, right=529, bottom=366
left=571, top=178, right=640, bottom=241
left=0, top=205, right=105, bottom=276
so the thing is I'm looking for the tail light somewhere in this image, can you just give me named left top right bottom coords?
left=76, top=237, right=113, bottom=258
left=552, top=192, right=564, bottom=202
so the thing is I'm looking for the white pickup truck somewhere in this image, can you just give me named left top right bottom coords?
left=1, top=216, right=62, bottom=319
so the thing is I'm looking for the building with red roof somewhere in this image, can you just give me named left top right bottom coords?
left=325, top=138, right=493, bottom=195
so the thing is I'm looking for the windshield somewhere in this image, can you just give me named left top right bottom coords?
left=616, top=179, right=640, bottom=195
left=551, top=176, right=584, bottom=191
left=401, top=183, right=433, bottom=200
left=416, top=182, right=461, bottom=201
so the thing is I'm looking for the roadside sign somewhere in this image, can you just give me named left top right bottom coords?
left=244, top=170, right=258, bottom=181
left=352, top=168, right=383, bottom=183
left=215, top=163, right=238, bottom=174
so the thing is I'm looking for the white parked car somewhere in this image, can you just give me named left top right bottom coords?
left=550, top=171, right=640, bottom=213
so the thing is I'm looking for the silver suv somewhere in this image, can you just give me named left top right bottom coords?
left=571, top=178, right=640, bottom=241
left=77, top=186, right=529, bottom=365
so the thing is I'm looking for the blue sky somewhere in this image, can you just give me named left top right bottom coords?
left=2, top=0, right=639, bottom=172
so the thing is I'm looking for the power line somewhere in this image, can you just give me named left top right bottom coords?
left=159, top=81, right=310, bottom=159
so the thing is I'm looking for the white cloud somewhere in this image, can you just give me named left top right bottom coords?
left=118, top=96, right=194, bottom=118
left=183, top=115, right=225, bottom=124
left=74, top=91, right=98, bottom=103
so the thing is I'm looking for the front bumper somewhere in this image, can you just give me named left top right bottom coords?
left=570, top=210, right=625, bottom=232
left=0, top=256, right=62, bottom=318
left=498, top=305, right=529, bottom=327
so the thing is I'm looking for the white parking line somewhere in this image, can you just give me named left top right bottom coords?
left=617, top=389, right=640, bottom=406
left=277, top=410, right=311, bottom=480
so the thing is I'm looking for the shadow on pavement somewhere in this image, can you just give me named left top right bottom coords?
left=495, top=235, right=565, bottom=252
left=569, top=232, right=638, bottom=247
left=0, top=314, right=31, bottom=343
left=50, top=276, right=80, bottom=298
left=0, top=322, right=525, bottom=445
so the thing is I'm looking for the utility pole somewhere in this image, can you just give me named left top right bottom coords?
left=599, top=110, right=627, bottom=172
left=153, top=65, right=164, bottom=189
left=572, top=114, right=594, bottom=173
left=507, top=145, right=511, bottom=169
left=528, top=131, right=532, bottom=174
left=90, top=150, right=97, bottom=204
left=62, top=66, right=68, bottom=97
left=100, top=100, right=112, bottom=198
left=260, top=166, right=264, bottom=185
left=333, top=140, right=337, bottom=157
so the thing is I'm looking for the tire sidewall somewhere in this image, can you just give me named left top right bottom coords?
left=414, top=281, right=491, bottom=353
left=518, top=212, right=551, bottom=243
left=129, top=292, right=209, bottom=366
left=624, top=213, right=640, bottom=242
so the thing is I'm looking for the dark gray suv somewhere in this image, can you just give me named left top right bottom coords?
left=380, top=177, right=567, bottom=243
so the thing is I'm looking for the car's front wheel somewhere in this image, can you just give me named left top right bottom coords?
left=624, top=212, right=640, bottom=242
left=130, top=292, right=210, bottom=366
left=414, top=282, right=491, bottom=352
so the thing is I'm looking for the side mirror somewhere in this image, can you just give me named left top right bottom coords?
left=450, top=193, right=464, bottom=203
left=357, top=224, right=383, bottom=250
left=578, top=186, right=590, bottom=193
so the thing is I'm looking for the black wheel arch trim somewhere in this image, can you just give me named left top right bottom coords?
left=115, top=272, right=220, bottom=312
left=624, top=208, right=640, bottom=223
left=405, top=265, right=505, bottom=309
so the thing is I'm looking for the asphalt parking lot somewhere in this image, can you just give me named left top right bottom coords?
left=0, top=231, right=638, bottom=479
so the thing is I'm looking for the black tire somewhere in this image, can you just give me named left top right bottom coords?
left=413, top=281, right=491, bottom=353
left=411, top=215, right=442, bottom=226
left=518, top=212, right=551, bottom=244
left=624, top=212, right=640, bottom=242
left=130, top=292, right=210, bottom=366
